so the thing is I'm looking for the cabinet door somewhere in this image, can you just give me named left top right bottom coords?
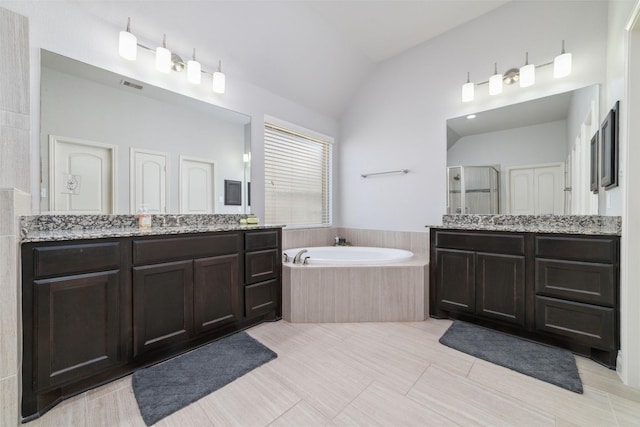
left=133, top=260, right=193, bottom=357
left=436, top=249, right=475, bottom=313
left=476, top=253, right=525, bottom=326
left=35, top=271, right=122, bottom=390
left=194, top=254, right=240, bottom=334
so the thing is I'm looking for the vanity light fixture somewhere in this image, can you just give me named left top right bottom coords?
left=460, top=40, right=572, bottom=102
left=519, top=52, right=535, bottom=88
left=488, top=62, right=503, bottom=95
left=155, top=34, right=171, bottom=73
left=118, top=18, right=137, bottom=61
left=212, top=60, right=226, bottom=94
left=117, top=18, right=226, bottom=94
left=187, top=48, right=202, bottom=84
left=553, top=40, right=572, bottom=78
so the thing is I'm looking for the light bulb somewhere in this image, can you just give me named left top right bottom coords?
left=489, top=63, right=502, bottom=95
left=461, top=72, right=474, bottom=102
left=212, top=60, right=226, bottom=94
left=187, top=49, right=201, bottom=84
left=156, top=34, right=171, bottom=73
left=118, top=18, right=137, bottom=61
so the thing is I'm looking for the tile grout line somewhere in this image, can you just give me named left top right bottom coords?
left=330, top=378, right=377, bottom=424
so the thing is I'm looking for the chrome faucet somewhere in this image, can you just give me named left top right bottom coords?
left=292, top=249, right=308, bottom=264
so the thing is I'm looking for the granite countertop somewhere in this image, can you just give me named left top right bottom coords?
left=19, top=214, right=281, bottom=243
left=21, top=224, right=279, bottom=243
left=427, top=214, right=622, bottom=236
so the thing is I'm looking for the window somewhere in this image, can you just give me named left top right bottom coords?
left=264, top=121, right=332, bottom=227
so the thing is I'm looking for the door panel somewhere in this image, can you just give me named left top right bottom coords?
left=132, top=149, right=167, bottom=213
left=180, top=157, right=214, bottom=214
left=436, top=249, right=475, bottom=313
left=194, top=255, right=240, bottom=333
left=476, top=253, right=526, bottom=326
left=50, top=135, right=114, bottom=214
left=132, top=260, right=194, bottom=357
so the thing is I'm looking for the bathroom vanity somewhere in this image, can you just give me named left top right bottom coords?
left=20, top=216, right=281, bottom=420
left=429, top=215, right=621, bottom=368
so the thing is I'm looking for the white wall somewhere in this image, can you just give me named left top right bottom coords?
left=340, top=1, right=608, bottom=231
left=0, top=1, right=340, bottom=225
left=40, top=66, right=247, bottom=214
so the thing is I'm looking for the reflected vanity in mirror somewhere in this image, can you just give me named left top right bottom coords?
left=40, top=50, right=252, bottom=215
left=446, top=85, right=600, bottom=215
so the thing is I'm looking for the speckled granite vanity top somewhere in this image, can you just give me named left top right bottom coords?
left=428, top=214, right=621, bottom=236
left=20, top=214, right=280, bottom=243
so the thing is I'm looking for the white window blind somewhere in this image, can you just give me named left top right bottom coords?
left=264, top=122, right=332, bottom=227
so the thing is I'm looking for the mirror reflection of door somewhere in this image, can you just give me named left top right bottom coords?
left=507, top=163, right=564, bottom=215
left=180, top=157, right=215, bottom=214
left=131, top=148, right=168, bottom=214
left=49, top=135, right=115, bottom=214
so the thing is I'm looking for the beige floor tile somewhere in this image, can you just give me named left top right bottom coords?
left=334, top=381, right=458, bottom=426
left=85, top=375, right=133, bottom=401
left=466, top=358, right=617, bottom=425
left=86, top=386, right=145, bottom=427
left=269, top=400, right=334, bottom=426
left=609, top=393, right=640, bottom=426
left=155, top=402, right=214, bottom=427
left=327, top=333, right=429, bottom=394
left=264, top=351, right=372, bottom=419
left=198, top=363, right=301, bottom=426
left=576, top=356, right=640, bottom=404
left=408, top=364, right=555, bottom=426
left=26, top=393, right=87, bottom=427
left=1, top=375, right=19, bottom=427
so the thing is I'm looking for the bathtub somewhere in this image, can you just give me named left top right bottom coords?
left=284, top=246, right=414, bottom=265
left=281, top=246, right=429, bottom=323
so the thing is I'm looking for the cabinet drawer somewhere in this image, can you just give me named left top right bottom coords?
left=536, top=259, right=615, bottom=306
left=133, top=233, right=240, bottom=265
left=33, top=242, right=121, bottom=278
left=245, top=230, right=279, bottom=251
left=535, top=235, right=617, bottom=263
left=535, top=296, right=615, bottom=350
left=245, top=279, right=278, bottom=318
left=245, top=249, right=279, bottom=284
left=435, top=231, right=525, bottom=255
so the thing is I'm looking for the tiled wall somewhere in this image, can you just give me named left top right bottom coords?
left=283, top=227, right=429, bottom=255
left=0, top=7, right=30, bottom=426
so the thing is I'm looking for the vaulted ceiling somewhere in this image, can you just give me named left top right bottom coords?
left=74, top=0, right=509, bottom=118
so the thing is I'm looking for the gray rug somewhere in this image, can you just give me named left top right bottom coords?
left=439, top=321, right=583, bottom=393
left=132, top=331, right=277, bottom=425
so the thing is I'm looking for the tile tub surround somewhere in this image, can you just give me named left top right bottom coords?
left=19, top=214, right=271, bottom=242
left=283, top=255, right=429, bottom=323
left=434, top=214, right=622, bottom=236
left=283, top=227, right=430, bottom=255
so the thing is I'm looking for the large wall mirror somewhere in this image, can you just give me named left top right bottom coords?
left=40, top=50, right=252, bottom=215
left=446, top=85, right=600, bottom=216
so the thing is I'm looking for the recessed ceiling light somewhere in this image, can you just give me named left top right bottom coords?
left=466, top=114, right=476, bottom=119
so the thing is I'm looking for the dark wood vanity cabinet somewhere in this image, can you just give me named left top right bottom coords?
left=431, top=228, right=620, bottom=367
left=244, top=230, right=281, bottom=319
left=21, top=228, right=281, bottom=420
left=131, top=233, right=241, bottom=358
left=433, top=231, right=527, bottom=327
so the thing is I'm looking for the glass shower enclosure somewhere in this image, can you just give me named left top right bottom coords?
left=447, top=166, right=500, bottom=214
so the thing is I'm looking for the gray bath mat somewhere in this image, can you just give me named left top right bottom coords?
left=132, top=331, right=277, bottom=425
left=439, top=321, right=583, bottom=393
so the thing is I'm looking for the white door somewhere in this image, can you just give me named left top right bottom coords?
left=180, top=157, right=215, bottom=214
left=131, top=149, right=168, bottom=213
left=507, top=163, right=564, bottom=215
left=49, top=135, right=115, bottom=214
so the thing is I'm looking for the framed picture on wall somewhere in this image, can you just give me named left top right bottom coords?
left=590, top=133, right=599, bottom=193
left=224, top=180, right=242, bottom=205
left=600, top=101, right=620, bottom=190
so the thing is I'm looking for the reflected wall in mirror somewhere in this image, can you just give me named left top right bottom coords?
left=447, top=85, right=600, bottom=215
left=40, top=50, right=252, bottom=215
